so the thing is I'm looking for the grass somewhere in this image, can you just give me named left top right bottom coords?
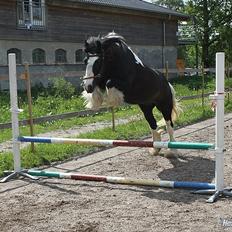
left=0, top=105, right=141, bottom=143
left=1, top=75, right=232, bottom=176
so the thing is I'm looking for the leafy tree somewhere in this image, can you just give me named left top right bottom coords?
left=153, top=0, right=232, bottom=68
left=186, top=0, right=232, bottom=67
left=151, top=0, right=185, bottom=10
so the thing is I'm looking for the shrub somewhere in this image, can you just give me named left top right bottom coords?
left=51, top=77, right=76, bottom=99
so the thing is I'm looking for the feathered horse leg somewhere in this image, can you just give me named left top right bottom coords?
left=149, top=129, right=163, bottom=155
left=164, top=120, right=180, bottom=158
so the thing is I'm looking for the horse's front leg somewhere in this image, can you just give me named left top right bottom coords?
left=139, top=104, right=162, bottom=156
left=105, top=79, right=125, bottom=107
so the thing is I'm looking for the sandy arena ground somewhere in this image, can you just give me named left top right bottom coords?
left=1, top=114, right=232, bottom=232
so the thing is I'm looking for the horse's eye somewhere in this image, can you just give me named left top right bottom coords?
left=83, top=57, right=88, bottom=65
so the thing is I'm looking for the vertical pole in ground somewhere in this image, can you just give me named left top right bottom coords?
left=111, top=107, right=115, bottom=132
left=24, top=63, right=35, bottom=152
left=0, top=55, right=38, bottom=182
left=165, top=61, right=169, bottom=80
left=195, top=52, right=229, bottom=202
left=201, top=63, right=205, bottom=112
left=215, top=52, right=225, bottom=192
left=9, top=54, right=21, bottom=172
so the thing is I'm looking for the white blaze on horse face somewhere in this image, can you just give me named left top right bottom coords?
left=83, top=56, right=99, bottom=88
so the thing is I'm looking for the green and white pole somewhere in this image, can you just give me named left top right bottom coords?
left=18, top=136, right=215, bottom=150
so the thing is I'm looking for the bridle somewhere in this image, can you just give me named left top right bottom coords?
left=81, top=53, right=103, bottom=81
left=81, top=74, right=101, bottom=80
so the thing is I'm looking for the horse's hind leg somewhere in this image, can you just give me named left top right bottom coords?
left=139, top=104, right=162, bottom=155
left=157, top=105, right=179, bottom=158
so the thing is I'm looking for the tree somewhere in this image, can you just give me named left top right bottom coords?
left=151, top=0, right=185, bottom=11
left=152, top=0, right=232, bottom=67
left=186, top=0, right=232, bottom=67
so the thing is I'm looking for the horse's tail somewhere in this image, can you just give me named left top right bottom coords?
left=169, top=83, right=182, bottom=122
left=157, top=83, right=182, bottom=128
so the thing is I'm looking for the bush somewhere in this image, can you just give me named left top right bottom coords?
left=51, top=77, right=76, bottom=99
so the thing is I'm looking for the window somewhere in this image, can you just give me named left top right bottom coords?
left=75, top=49, right=85, bottom=63
left=55, top=49, right=67, bottom=63
left=7, top=48, right=22, bottom=64
left=17, top=0, right=46, bottom=30
left=32, top=48, right=45, bottom=64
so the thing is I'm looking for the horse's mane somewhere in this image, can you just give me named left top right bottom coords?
left=85, top=36, right=101, bottom=54
left=101, top=31, right=125, bottom=42
left=85, top=32, right=126, bottom=55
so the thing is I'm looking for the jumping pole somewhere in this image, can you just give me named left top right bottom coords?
left=27, top=169, right=215, bottom=190
left=18, top=136, right=215, bottom=150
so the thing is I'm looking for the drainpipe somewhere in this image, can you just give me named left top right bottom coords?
left=162, top=20, right=166, bottom=69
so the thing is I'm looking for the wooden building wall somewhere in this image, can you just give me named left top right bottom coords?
left=0, top=0, right=178, bottom=46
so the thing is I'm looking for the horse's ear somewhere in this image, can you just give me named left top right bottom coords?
left=84, top=40, right=88, bottom=48
left=96, top=40, right=102, bottom=53
left=84, top=40, right=88, bottom=52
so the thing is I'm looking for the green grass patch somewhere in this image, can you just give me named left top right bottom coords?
left=0, top=105, right=141, bottom=143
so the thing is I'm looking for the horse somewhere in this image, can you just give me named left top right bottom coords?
left=81, top=32, right=181, bottom=157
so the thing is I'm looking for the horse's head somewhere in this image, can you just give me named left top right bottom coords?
left=82, top=32, right=126, bottom=93
left=82, top=36, right=104, bottom=93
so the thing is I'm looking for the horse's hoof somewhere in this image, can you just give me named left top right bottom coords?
left=164, top=149, right=180, bottom=158
left=148, top=148, right=161, bottom=156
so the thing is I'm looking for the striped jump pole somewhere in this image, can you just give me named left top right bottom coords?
left=28, top=169, right=215, bottom=190
left=19, top=136, right=215, bottom=150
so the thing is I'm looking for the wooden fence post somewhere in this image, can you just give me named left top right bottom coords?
left=24, top=63, right=35, bottom=152
left=110, top=107, right=115, bottom=131
left=201, top=63, right=205, bottom=112
left=165, top=61, right=169, bottom=80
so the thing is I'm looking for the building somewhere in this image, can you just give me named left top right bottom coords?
left=0, top=0, right=189, bottom=90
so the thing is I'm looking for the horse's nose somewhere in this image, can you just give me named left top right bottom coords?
left=86, top=84, right=93, bottom=93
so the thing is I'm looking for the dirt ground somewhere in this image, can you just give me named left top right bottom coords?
left=1, top=114, right=232, bottom=232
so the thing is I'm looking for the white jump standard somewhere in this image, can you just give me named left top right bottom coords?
left=1, top=53, right=232, bottom=203
left=0, top=54, right=38, bottom=182
left=194, top=53, right=232, bottom=202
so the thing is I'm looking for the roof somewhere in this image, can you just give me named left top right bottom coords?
left=68, top=0, right=190, bottom=19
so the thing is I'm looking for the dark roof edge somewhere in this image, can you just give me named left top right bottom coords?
left=137, top=0, right=190, bottom=19
left=62, top=0, right=190, bottom=20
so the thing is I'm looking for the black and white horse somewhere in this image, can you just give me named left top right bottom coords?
left=82, top=32, right=181, bottom=157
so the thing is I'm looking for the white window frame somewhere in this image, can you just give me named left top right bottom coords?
left=17, top=0, right=46, bottom=30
